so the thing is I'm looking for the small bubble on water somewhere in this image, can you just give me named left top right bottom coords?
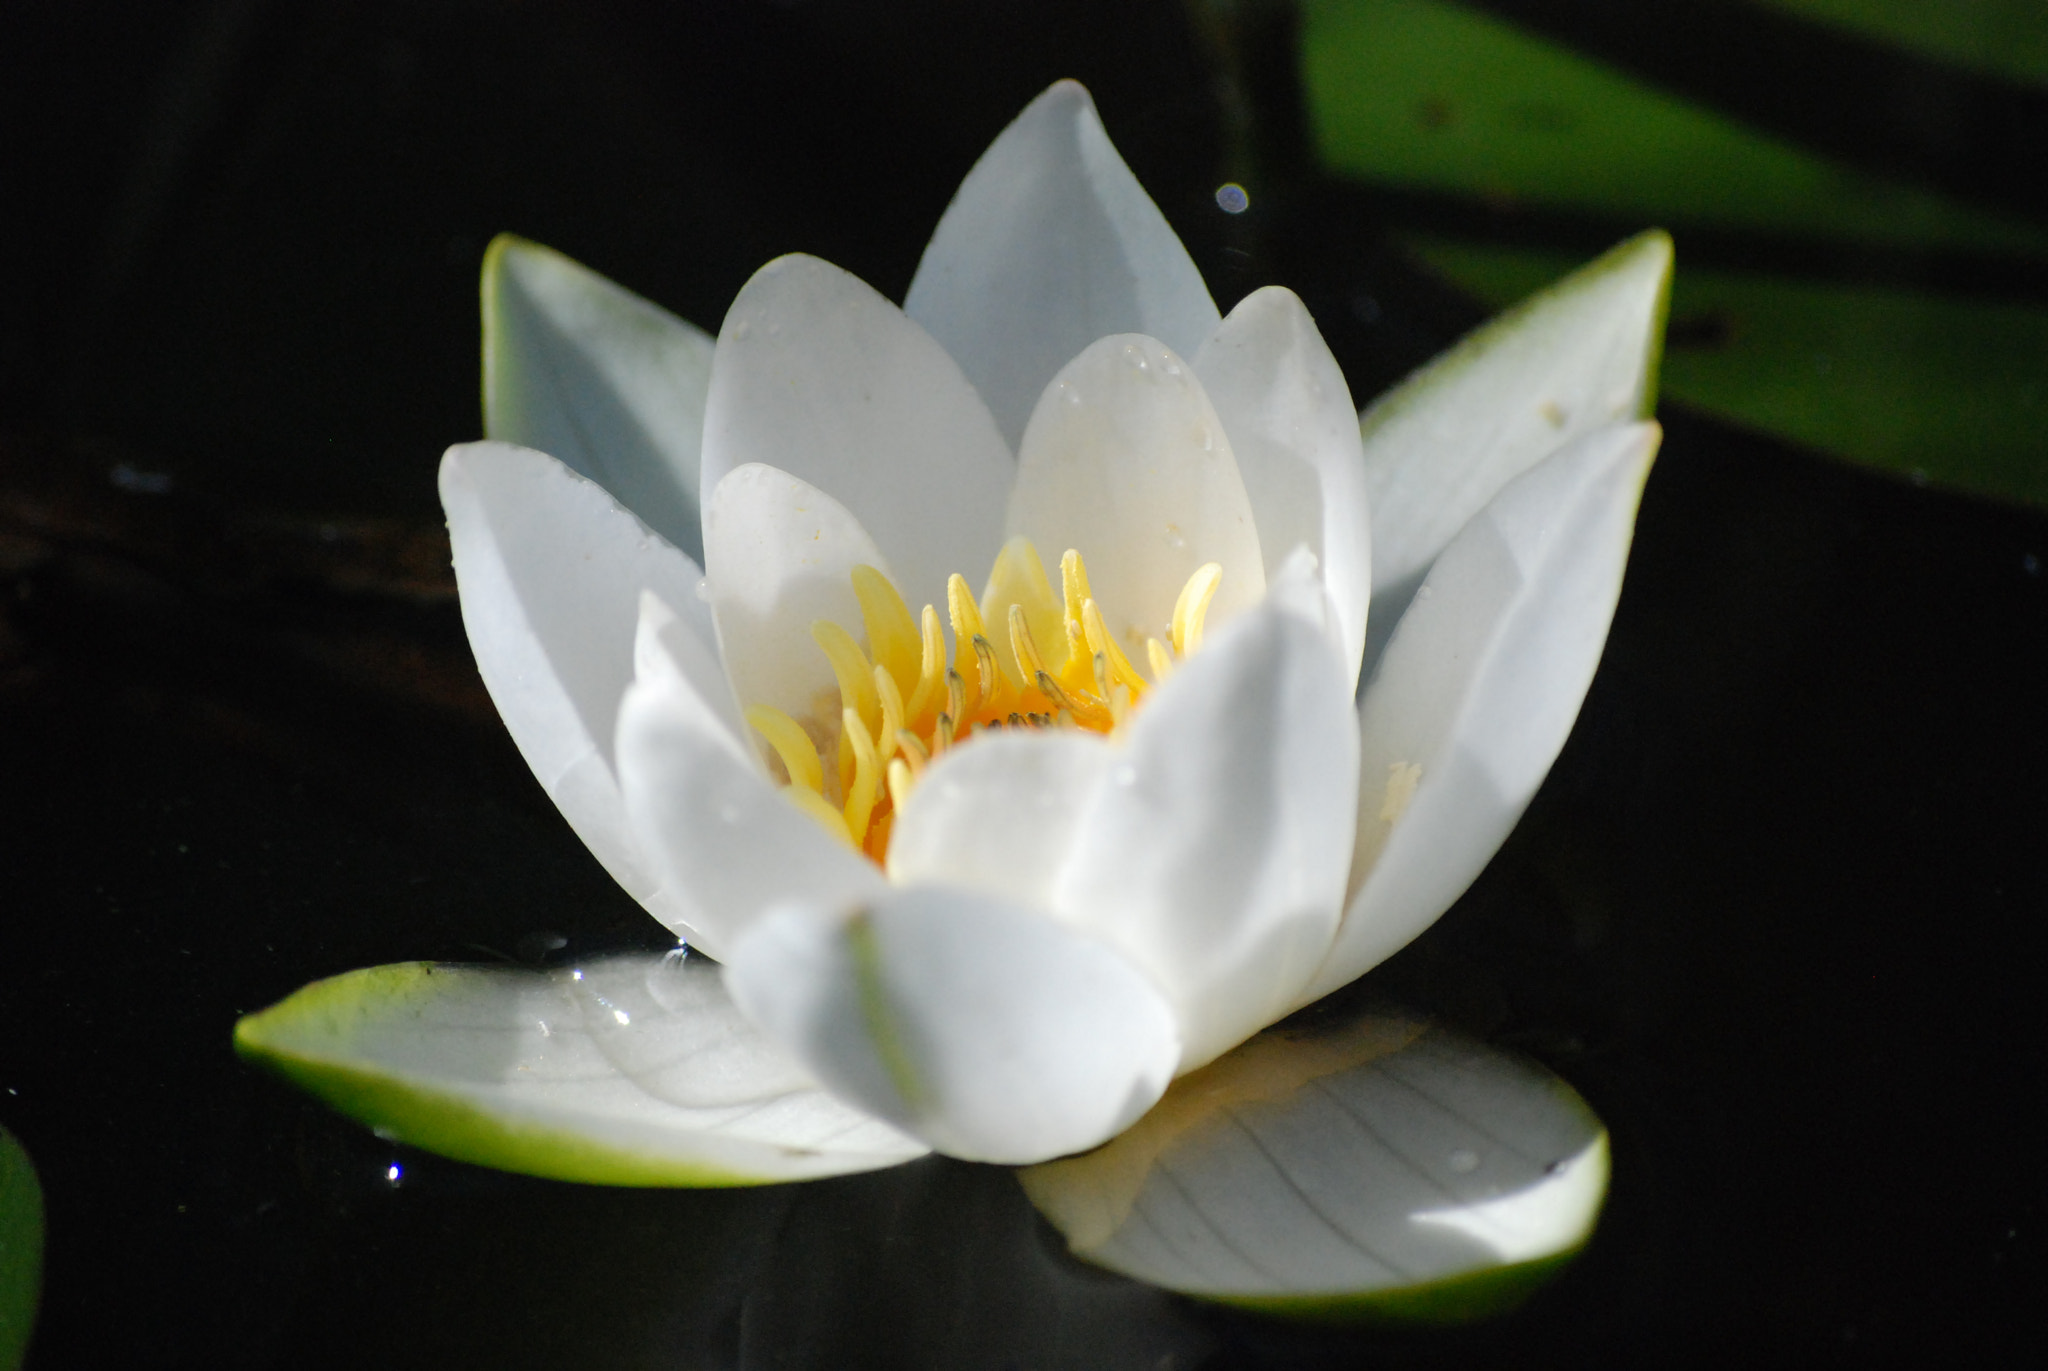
left=1449, top=1148, right=1479, bottom=1173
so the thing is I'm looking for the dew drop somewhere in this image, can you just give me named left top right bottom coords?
left=1449, top=1148, right=1479, bottom=1173
left=1122, top=343, right=1147, bottom=371
left=1163, top=526, right=1188, bottom=551
left=733, top=320, right=752, bottom=340
left=695, top=577, right=713, bottom=602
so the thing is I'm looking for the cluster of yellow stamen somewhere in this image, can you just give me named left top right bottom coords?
left=745, top=537, right=1222, bottom=863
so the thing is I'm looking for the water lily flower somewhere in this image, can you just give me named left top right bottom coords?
left=237, top=81, right=1669, bottom=1311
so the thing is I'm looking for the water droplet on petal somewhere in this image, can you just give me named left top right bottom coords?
left=732, top=320, right=752, bottom=340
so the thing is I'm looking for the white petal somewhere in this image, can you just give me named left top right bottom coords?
left=1057, top=599, right=1357, bottom=1069
left=482, top=236, right=716, bottom=562
left=905, top=80, right=1220, bottom=448
left=698, top=254, right=1012, bottom=611
left=440, top=442, right=716, bottom=931
left=1360, top=231, right=1670, bottom=671
left=1018, top=1012, right=1607, bottom=1308
left=617, top=589, right=888, bottom=953
left=887, top=731, right=1112, bottom=913
left=1009, top=334, right=1266, bottom=652
left=1195, top=286, right=1372, bottom=688
left=724, top=888, right=1181, bottom=1164
left=233, top=955, right=926, bottom=1185
left=1300, top=422, right=1660, bottom=1005
left=702, top=462, right=889, bottom=727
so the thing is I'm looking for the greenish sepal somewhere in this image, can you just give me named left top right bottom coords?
left=1206, top=1247, right=1584, bottom=1326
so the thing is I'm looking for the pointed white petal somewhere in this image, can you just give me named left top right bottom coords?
left=440, top=442, right=716, bottom=931
left=482, top=236, right=716, bottom=561
left=702, top=462, right=890, bottom=726
left=234, top=955, right=927, bottom=1186
left=906, top=80, right=1220, bottom=448
left=724, top=888, right=1181, bottom=1164
left=1057, top=600, right=1357, bottom=1069
left=1009, top=334, right=1265, bottom=652
left=1301, top=423, right=1659, bottom=1005
left=1195, top=286, right=1373, bottom=688
left=617, top=590, right=888, bottom=954
left=698, top=254, right=1011, bottom=611
left=1019, top=1011, right=1607, bottom=1316
left=887, top=731, right=1112, bottom=914
left=1361, top=231, right=1670, bottom=670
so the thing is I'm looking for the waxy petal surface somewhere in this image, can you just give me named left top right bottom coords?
left=1196, top=286, right=1373, bottom=687
left=1010, top=334, right=1265, bottom=652
left=1059, top=600, right=1358, bottom=1069
left=724, top=889, right=1181, bottom=1165
left=906, top=80, right=1220, bottom=449
left=618, top=590, right=888, bottom=955
left=441, top=442, right=716, bottom=933
left=483, top=236, right=716, bottom=562
left=699, top=255, right=1011, bottom=611
left=1019, top=1011, right=1608, bottom=1314
left=1360, top=231, right=1669, bottom=670
left=233, top=955, right=927, bottom=1186
left=1302, top=422, right=1660, bottom=1004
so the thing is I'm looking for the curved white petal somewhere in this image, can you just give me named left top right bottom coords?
left=233, top=955, right=926, bottom=1186
left=905, top=80, right=1220, bottom=448
left=724, top=888, right=1182, bottom=1165
left=702, top=462, right=890, bottom=728
left=440, top=442, right=716, bottom=931
left=1018, top=1012, right=1607, bottom=1308
left=482, top=236, right=716, bottom=562
left=1057, top=599, right=1357, bottom=1069
left=1300, top=422, right=1660, bottom=1005
left=1009, top=334, right=1265, bottom=653
left=1360, top=231, right=1670, bottom=672
left=698, top=254, right=1012, bottom=611
left=887, top=731, right=1112, bottom=914
left=618, top=590, right=888, bottom=954
left=1195, top=285, right=1372, bottom=688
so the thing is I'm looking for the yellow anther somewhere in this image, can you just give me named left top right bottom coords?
left=886, top=757, right=914, bottom=815
left=852, top=565, right=921, bottom=696
left=1109, top=682, right=1130, bottom=730
left=982, top=537, right=1067, bottom=686
left=871, top=664, right=904, bottom=763
left=1171, top=562, right=1223, bottom=658
left=1059, top=548, right=1093, bottom=631
left=841, top=707, right=879, bottom=842
left=1038, top=669, right=1110, bottom=730
left=745, top=704, right=823, bottom=793
left=1147, top=637, right=1176, bottom=683
left=812, top=620, right=880, bottom=735
left=944, top=669, right=967, bottom=736
left=904, top=603, right=945, bottom=725
left=784, top=784, right=857, bottom=848
left=932, top=713, right=954, bottom=754
left=1008, top=603, right=1052, bottom=689
left=946, top=574, right=988, bottom=701
left=895, top=730, right=929, bottom=773
left=1081, top=598, right=1147, bottom=696
left=970, top=635, right=1004, bottom=706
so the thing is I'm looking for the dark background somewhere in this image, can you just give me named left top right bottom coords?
left=2, top=1, right=2044, bottom=1366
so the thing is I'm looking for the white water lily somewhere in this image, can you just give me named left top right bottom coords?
left=237, top=80, right=1668, bottom=1311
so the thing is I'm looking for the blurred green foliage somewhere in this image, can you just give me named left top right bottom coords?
left=1755, top=0, right=2048, bottom=87
left=0, top=1128, right=41, bottom=1371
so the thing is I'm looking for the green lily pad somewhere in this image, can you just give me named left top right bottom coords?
left=1407, top=236, right=2048, bottom=507
left=1018, top=1010, right=1609, bottom=1324
left=1298, top=0, right=2048, bottom=255
left=0, top=1127, right=42, bottom=1371
left=1753, top=0, right=2048, bottom=88
left=234, top=956, right=926, bottom=1187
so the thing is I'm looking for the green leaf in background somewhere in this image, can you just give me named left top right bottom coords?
left=1019, top=1011, right=1608, bottom=1324
left=1754, top=0, right=2048, bottom=89
left=1407, top=237, right=2048, bottom=507
left=1297, top=0, right=2048, bottom=256
left=0, top=1127, right=42, bottom=1371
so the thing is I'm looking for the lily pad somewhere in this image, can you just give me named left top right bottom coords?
left=1018, top=1009, right=1608, bottom=1324
left=1407, top=237, right=2048, bottom=508
left=234, top=955, right=926, bottom=1187
left=0, top=1127, right=41, bottom=1371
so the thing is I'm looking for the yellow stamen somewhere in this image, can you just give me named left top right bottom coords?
left=1037, top=669, right=1111, bottom=730
left=871, top=664, right=904, bottom=763
left=970, top=635, right=1004, bottom=706
left=812, top=620, right=881, bottom=735
left=785, top=784, right=857, bottom=848
left=841, top=706, right=879, bottom=841
left=895, top=730, right=929, bottom=773
left=981, top=536, right=1067, bottom=687
left=946, top=574, right=988, bottom=702
left=1147, top=637, right=1176, bottom=683
left=932, top=713, right=954, bottom=754
left=943, top=670, right=967, bottom=739
left=852, top=565, right=921, bottom=696
left=886, top=757, right=914, bottom=815
left=903, top=603, right=946, bottom=725
left=745, top=704, right=824, bottom=793
left=1081, top=598, right=1147, bottom=696
left=1172, top=562, right=1223, bottom=658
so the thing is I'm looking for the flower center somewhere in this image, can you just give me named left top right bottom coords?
left=746, top=536, right=1222, bottom=863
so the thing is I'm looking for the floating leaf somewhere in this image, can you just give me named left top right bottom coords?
left=1298, top=0, right=2048, bottom=255
left=234, top=955, right=927, bottom=1186
left=1408, top=237, right=2048, bottom=508
left=0, top=1127, right=41, bottom=1371
left=1018, top=1009, right=1608, bottom=1324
